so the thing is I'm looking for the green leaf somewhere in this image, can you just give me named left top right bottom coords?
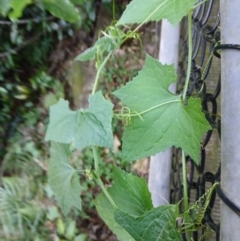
left=109, top=167, right=153, bottom=215
left=75, top=37, right=118, bottom=62
left=75, top=46, right=96, bottom=62
left=42, top=0, right=80, bottom=23
left=115, top=205, right=182, bottom=241
left=0, top=87, right=8, bottom=94
left=95, top=167, right=153, bottom=241
left=65, top=220, right=76, bottom=240
left=117, top=0, right=198, bottom=26
left=0, top=0, right=12, bottom=17
left=70, top=0, right=85, bottom=4
left=114, top=55, right=211, bottom=163
left=73, top=234, right=87, bottom=241
left=95, top=196, right=134, bottom=241
left=47, top=206, right=60, bottom=221
left=48, top=142, right=82, bottom=215
left=45, top=91, right=114, bottom=151
left=57, top=218, right=66, bottom=235
left=8, top=0, right=32, bottom=20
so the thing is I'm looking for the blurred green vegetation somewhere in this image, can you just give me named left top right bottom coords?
left=0, top=1, right=96, bottom=240
left=0, top=0, right=139, bottom=240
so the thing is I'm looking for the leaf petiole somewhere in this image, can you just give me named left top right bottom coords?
left=137, top=99, right=181, bottom=115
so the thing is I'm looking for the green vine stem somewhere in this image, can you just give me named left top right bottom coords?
left=112, top=0, right=116, bottom=22
left=92, top=146, right=100, bottom=175
left=91, top=51, right=118, bottom=209
left=96, top=174, right=118, bottom=209
left=181, top=10, right=194, bottom=241
left=91, top=51, right=112, bottom=95
left=182, top=150, right=191, bottom=241
left=198, top=41, right=220, bottom=94
left=92, top=146, right=118, bottom=209
left=182, top=10, right=193, bottom=100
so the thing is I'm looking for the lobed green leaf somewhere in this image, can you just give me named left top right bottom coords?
left=114, top=54, right=211, bottom=163
left=117, top=0, right=198, bottom=26
left=48, top=142, right=82, bottom=215
left=95, top=167, right=153, bottom=240
left=95, top=194, right=134, bottom=241
left=115, top=205, right=182, bottom=241
left=45, top=91, right=114, bottom=151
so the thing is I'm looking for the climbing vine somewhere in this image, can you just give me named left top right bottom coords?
left=45, top=0, right=216, bottom=240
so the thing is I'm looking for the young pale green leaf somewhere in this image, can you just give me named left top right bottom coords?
left=115, top=205, right=182, bottom=241
left=95, top=167, right=153, bottom=240
left=45, top=91, right=114, bottom=151
left=48, top=142, right=82, bottom=215
left=8, top=0, right=32, bottom=20
left=42, top=0, right=80, bottom=23
left=117, top=0, right=198, bottom=26
left=114, top=55, right=211, bottom=164
left=75, top=37, right=117, bottom=62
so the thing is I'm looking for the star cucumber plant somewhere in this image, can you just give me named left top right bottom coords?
left=45, top=0, right=214, bottom=240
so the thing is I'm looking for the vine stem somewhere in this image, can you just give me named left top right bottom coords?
left=96, top=175, right=118, bottom=208
left=91, top=51, right=112, bottom=95
left=112, top=0, right=116, bottom=22
left=182, top=150, right=191, bottom=241
left=92, top=146, right=117, bottom=209
left=181, top=10, right=194, bottom=241
left=92, top=147, right=99, bottom=175
left=182, top=10, right=193, bottom=100
left=90, top=48, right=117, bottom=208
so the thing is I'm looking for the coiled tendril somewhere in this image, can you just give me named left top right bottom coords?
left=120, top=107, right=132, bottom=126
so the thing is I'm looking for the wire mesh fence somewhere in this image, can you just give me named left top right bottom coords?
left=170, top=0, right=222, bottom=240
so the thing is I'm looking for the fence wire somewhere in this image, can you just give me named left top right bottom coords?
left=169, top=1, right=225, bottom=240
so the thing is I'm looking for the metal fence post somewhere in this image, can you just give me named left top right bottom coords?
left=148, top=20, right=180, bottom=206
left=220, top=1, right=240, bottom=240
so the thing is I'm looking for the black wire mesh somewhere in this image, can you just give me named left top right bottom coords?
left=170, top=1, right=222, bottom=240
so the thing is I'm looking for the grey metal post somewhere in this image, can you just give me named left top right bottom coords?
left=220, top=1, right=240, bottom=240
left=148, top=20, right=180, bottom=206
